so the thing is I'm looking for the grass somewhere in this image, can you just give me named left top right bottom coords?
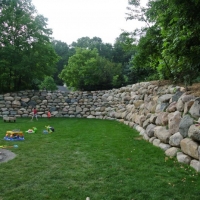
left=0, top=117, right=200, bottom=200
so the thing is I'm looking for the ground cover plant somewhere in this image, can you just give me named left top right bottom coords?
left=0, top=117, right=200, bottom=200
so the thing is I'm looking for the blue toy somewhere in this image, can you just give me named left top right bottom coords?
left=43, top=130, right=48, bottom=134
left=4, top=130, right=25, bottom=141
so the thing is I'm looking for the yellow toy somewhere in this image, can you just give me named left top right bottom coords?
left=4, top=130, right=24, bottom=141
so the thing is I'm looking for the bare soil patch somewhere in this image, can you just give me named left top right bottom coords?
left=150, top=80, right=200, bottom=97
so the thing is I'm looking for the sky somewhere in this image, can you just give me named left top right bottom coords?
left=31, top=0, right=148, bottom=45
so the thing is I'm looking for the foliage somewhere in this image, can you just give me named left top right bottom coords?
left=70, top=36, right=113, bottom=60
left=112, top=32, right=138, bottom=85
left=126, top=0, right=200, bottom=84
left=51, top=40, right=76, bottom=85
left=59, top=48, right=122, bottom=91
left=39, top=76, right=57, bottom=91
left=0, top=0, right=59, bottom=93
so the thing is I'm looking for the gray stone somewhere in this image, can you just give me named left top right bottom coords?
left=65, top=99, right=71, bottom=103
left=142, top=118, right=150, bottom=129
left=143, top=133, right=149, bottom=141
left=188, top=124, right=200, bottom=142
left=154, top=126, right=171, bottom=143
left=171, top=91, right=184, bottom=102
left=155, top=112, right=168, bottom=126
left=169, top=132, right=183, bottom=147
left=190, top=160, right=200, bottom=172
left=159, top=143, right=171, bottom=151
left=166, top=101, right=177, bottom=112
left=158, top=94, right=173, bottom=103
left=180, top=138, right=199, bottom=159
left=165, top=147, right=179, bottom=157
left=179, top=115, right=194, bottom=138
left=155, top=103, right=169, bottom=113
left=177, top=152, right=191, bottom=164
left=146, top=124, right=156, bottom=137
left=181, top=94, right=195, bottom=103
left=168, top=111, right=181, bottom=135
left=176, top=99, right=184, bottom=112
left=153, top=139, right=161, bottom=147
left=189, top=97, right=200, bottom=118
left=183, top=100, right=194, bottom=116
left=149, top=137, right=156, bottom=143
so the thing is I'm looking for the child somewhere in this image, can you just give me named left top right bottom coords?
left=47, top=110, right=51, bottom=119
left=31, top=107, right=38, bottom=121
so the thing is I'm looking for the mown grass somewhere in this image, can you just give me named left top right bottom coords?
left=0, top=117, right=200, bottom=200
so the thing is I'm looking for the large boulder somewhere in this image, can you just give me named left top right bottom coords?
left=154, top=126, right=171, bottom=143
left=188, top=124, right=200, bottom=142
left=179, top=115, right=194, bottom=137
left=190, top=160, right=200, bottom=172
left=177, top=152, right=191, bottom=164
left=146, top=124, right=156, bottom=137
left=180, top=138, right=199, bottom=159
left=189, top=97, right=200, bottom=118
left=169, top=132, right=183, bottom=147
left=155, top=112, right=168, bottom=126
left=168, top=111, right=181, bottom=135
left=165, top=147, right=180, bottom=157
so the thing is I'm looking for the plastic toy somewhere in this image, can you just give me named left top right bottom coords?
left=4, top=130, right=24, bottom=141
left=26, top=127, right=37, bottom=133
left=0, top=145, right=18, bottom=148
left=45, top=125, right=55, bottom=133
left=43, top=130, right=48, bottom=134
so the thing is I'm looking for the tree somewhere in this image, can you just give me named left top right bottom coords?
left=113, top=32, right=138, bottom=84
left=127, top=0, right=200, bottom=84
left=51, top=40, right=71, bottom=85
left=0, top=0, right=59, bottom=93
left=39, top=76, right=57, bottom=91
left=59, top=48, right=122, bottom=91
left=70, top=36, right=113, bottom=60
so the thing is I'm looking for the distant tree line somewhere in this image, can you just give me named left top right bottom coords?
left=1, top=0, right=200, bottom=92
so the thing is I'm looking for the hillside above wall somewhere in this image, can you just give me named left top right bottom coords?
left=151, top=80, right=200, bottom=97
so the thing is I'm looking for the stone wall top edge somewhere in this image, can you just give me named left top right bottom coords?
left=0, top=81, right=185, bottom=96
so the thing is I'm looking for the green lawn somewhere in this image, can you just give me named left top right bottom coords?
left=0, top=117, right=200, bottom=200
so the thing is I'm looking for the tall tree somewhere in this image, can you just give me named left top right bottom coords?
left=59, top=48, right=122, bottom=91
left=71, top=36, right=113, bottom=60
left=0, top=0, right=59, bottom=92
left=127, top=0, right=200, bottom=84
left=51, top=40, right=72, bottom=85
left=113, top=32, right=138, bottom=84
left=147, top=0, right=200, bottom=84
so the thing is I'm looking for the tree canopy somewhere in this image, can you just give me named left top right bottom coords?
left=0, top=0, right=59, bottom=93
left=59, top=48, right=122, bottom=91
left=39, top=76, right=57, bottom=91
left=127, top=0, right=200, bottom=85
left=2, top=0, right=199, bottom=93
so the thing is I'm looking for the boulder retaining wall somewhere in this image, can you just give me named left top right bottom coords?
left=1, top=82, right=200, bottom=172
